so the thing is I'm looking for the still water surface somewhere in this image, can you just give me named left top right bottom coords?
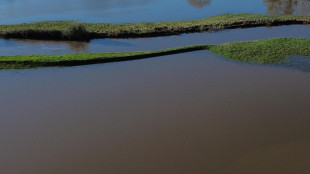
left=1, top=25, right=310, bottom=55
left=1, top=0, right=310, bottom=173
left=0, top=0, right=309, bottom=24
left=1, top=52, right=310, bottom=174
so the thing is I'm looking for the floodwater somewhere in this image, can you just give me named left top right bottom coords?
left=1, top=25, right=310, bottom=56
left=0, top=0, right=309, bottom=24
left=1, top=0, right=310, bottom=173
left=1, top=52, right=310, bottom=174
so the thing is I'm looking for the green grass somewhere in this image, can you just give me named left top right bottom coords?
left=209, top=37, right=310, bottom=63
left=0, top=45, right=209, bottom=69
left=1, top=13, right=310, bottom=40
left=1, top=37, right=310, bottom=70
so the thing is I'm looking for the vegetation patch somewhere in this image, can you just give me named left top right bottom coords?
left=63, top=22, right=89, bottom=40
left=1, top=14, right=310, bottom=40
left=209, top=37, right=310, bottom=63
left=1, top=38, right=310, bottom=70
left=0, top=45, right=209, bottom=69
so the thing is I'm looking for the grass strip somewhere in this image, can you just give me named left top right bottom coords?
left=1, top=14, right=310, bottom=40
left=0, top=45, right=209, bottom=69
left=1, top=37, right=310, bottom=70
left=209, top=37, right=310, bottom=64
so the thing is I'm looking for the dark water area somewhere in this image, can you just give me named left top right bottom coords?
left=1, top=52, right=310, bottom=174
left=1, top=25, right=310, bottom=56
left=0, top=0, right=309, bottom=24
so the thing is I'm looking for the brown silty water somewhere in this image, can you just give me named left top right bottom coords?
left=1, top=0, right=310, bottom=173
left=0, top=51, right=310, bottom=174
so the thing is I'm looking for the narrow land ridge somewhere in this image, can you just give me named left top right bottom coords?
left=1, top=14, right=310, bottom=41
left=1, top=38, right=310, bottom=70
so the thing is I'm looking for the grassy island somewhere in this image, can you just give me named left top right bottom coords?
left=1, top=14, right=310, bottom=40
left=1, top=38, right=310, bottom=70
left=209, top=37, right=310, bottom=63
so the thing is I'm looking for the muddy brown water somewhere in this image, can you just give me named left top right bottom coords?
left=1, top=51, right=310, bottom=174
left=1, top=1, right=310, bottom=172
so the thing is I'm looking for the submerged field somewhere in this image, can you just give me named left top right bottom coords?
left=2, top=1, right=310, bottom=174
left=1, top=14, right=310, bottom=40
left=0, top=37, right=309, bottom=70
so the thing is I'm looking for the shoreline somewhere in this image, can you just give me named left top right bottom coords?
left=1, top=14, right=310, bottom=41
left=0, top=38, right=309, bottom=70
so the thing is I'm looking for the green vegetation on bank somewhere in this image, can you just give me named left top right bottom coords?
left=209, top=37, right=310, bottom=63
left=0, top=45, right=209, bottom=69
left=1, top=38, right=310, bottom=70
left=1, top=14, right=310, bottom=40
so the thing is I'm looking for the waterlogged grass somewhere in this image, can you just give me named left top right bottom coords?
left=0, top=45, right=209, bottom=69
left=0, top=14, right=310, bottom=40
left=209, top=38, right=310, bottom=63
left=0, top=38, right=309, bottom=70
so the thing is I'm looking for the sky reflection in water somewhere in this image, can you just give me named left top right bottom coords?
left=0, top=0, right=309, bottom=24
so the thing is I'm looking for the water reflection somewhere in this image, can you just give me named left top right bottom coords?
left=186, top=0, right=310, bottom=14
left=1, top=0, right=310, bottom=24
left=65, top=41, right=89, bottom=52
left=264, top=0, right=310, bottom=15
left=13, top=39, right=89, bottom=52
left=187, top=0, right=211, bottom=8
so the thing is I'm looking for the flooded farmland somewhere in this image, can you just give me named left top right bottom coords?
left=1, top=52, right=310, bottom=174
left=1, top=0, right=310, bottom=174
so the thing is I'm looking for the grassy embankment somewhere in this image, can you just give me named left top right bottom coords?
left=1, top=38, right=310, bottom=70
left=1, top=14, right=310, bottom=40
